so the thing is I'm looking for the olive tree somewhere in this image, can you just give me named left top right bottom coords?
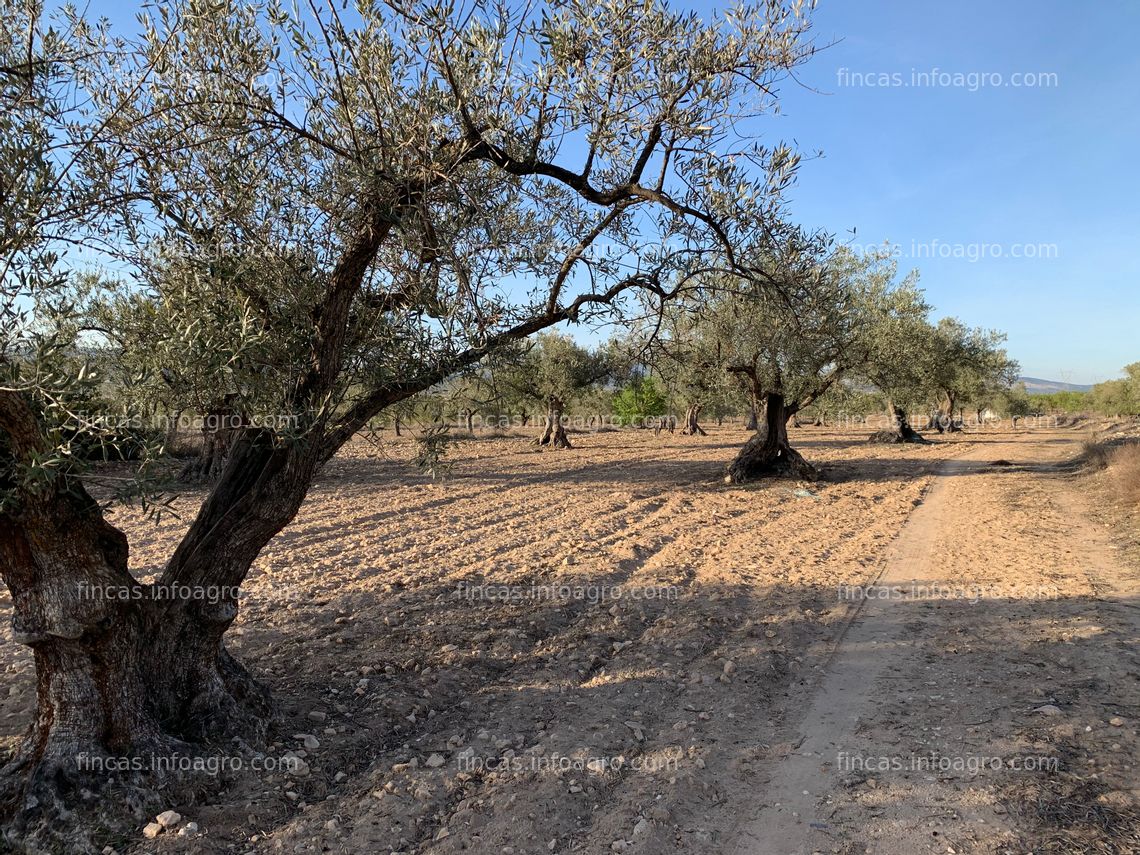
left=926, top=317, right=1017, bottom=432
left=0, top=1, right=819, bottom=831
left=716, top=246, right=928, bottom=479
left=495, top=333, right=610, bottom=447
left=859, top=267, right=938, bottom=444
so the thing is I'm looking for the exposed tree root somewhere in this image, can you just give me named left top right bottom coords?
left=725, top=431, right=819, bottom=483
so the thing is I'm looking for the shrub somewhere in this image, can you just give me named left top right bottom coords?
left=612, top=377, right=667, bottom=426
left=412, top=424, right=453, bottom=480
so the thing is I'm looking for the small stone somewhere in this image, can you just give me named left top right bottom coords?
left=426, top=753, right=446, bottom=768
left=334, top=771, right=347, bottom=783
left=308, top=710, right=328, bottom=722
left=722, top=660, right=737, bottom=676
left=1110, top=716, right=1126, bottom=727
left=155, top=810, right=181, bottom=829
left=325, top=818, right=341, bottom=834
left=288, top=758, right=311, bottom=779
left=177, top=822, right=199, bottom=837
left=1034, top=704, right=1063, bottom=716
left=633, top=818, right=651, bottom=838
left=295, top=733, right=320, bottom=750
left=435, top=827, right=451, bottom=840
left=142, top=822, right=163, bottom=839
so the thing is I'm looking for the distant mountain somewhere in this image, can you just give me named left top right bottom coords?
left=1019, top=377, right=1094, bottom=394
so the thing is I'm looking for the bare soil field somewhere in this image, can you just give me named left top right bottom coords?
left=1, top=425, right=1138, bottom=854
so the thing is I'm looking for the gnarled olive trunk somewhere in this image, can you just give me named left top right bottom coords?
left=178, top=402, right=247, bottom=485
left=0, top=410, right=294, bottom=835
left=680, top=403, right=707, bottom=436
left=930, top=392, right=961, bottom=433
left=537, top=397, right=571, bottom=448
left=869, top=402, right=930, bottom=444
left=725, top=393, right=817, bottom=482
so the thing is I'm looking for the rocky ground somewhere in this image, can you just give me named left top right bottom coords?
left=1, top=422, right=1137, bottom=854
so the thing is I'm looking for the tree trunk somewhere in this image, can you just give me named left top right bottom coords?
left=930, top=407, right=946, bottom=433
left=394, top=414, right=402, bottom=436
left=0, top=398, right=297, bottom=841
left=745, top=405, right=758, bottom=431
left=869, top=402, right=931, bottom=443
left=0, top=394, right=286, bottom=845
left=464, top=409, right=474, bottom=433
left=725, top=393, right=817, bottom=482
left=931, top=392, right=962, bottom=433
left=163, top=408, right=183, bottom=453
left=178, top=402, right=245, bottom=484
left=537, top=398, right=571, bottom=448
left=680, top=403, right=707, bottom=436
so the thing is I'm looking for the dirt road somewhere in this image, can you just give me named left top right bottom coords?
left=0, top=426, right=1136, bottom=853
left=730, top=433, right=1140, bottom=855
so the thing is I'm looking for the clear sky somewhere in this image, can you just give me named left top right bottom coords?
left=72, top=1, right=1138, bottom=385
left=729, top=0, right=1140, bottom=385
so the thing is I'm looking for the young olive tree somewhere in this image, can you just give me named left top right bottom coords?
left=1000, top=381, right=1033, bottom=427
left=0, top=1, right=819, bottom=828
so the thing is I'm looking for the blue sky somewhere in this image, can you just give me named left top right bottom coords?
left=733, top=0, right=1140, bottom=384
left=74, top=1, right=1138, bottom=384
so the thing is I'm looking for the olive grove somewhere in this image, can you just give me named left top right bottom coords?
left=0, top=0, right=821, bottom=836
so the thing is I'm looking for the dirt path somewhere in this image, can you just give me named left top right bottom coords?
left=730, top=453, right=982, bottom=854
left=730, top=433, right=1140, bottom=855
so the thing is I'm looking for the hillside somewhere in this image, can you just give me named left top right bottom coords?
left=1019, top=376, right=1094, bottom=394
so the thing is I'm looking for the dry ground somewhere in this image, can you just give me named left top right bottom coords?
left=1, top=423, right=1138, bottom=854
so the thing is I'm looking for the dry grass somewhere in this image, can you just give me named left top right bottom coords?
left=1108, top=441, right=1140, bottom=507
left=1081, top=435, right=1114, bottom=469
left=1006, top=774, right=1140, bottom=855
